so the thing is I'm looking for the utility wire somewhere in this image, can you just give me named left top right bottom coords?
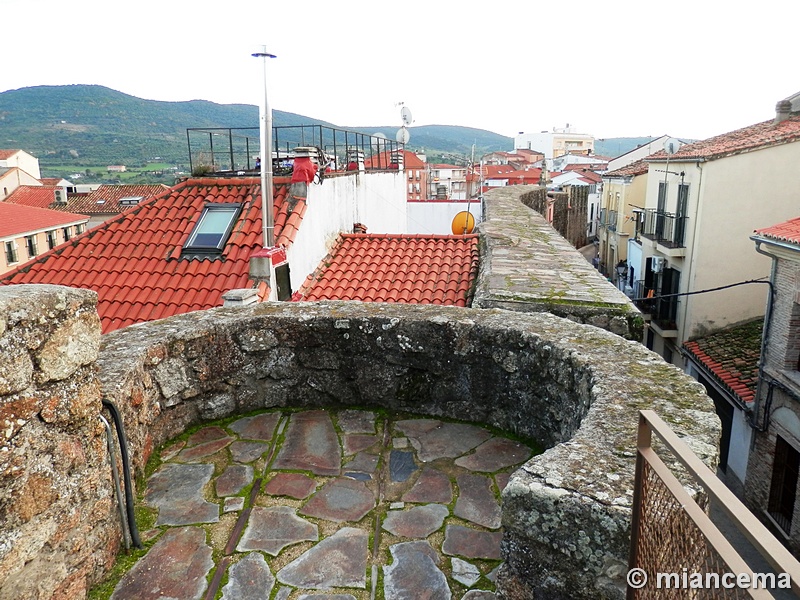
left=631, top=278, right=772, bottom=302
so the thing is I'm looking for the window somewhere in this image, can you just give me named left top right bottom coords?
left=25, top=235, right=38, bottom=258
left=63, top=226, right=71, bottom=241
left=5, top=241, right=18, bottom=264
left=768, top=435, right=800, bottom=534
left=183, top=203, right=242, bottom=254
left=408, top=183, right=414, bottom=194
left=46, top=230, right=58, bottom=250
left=75, top=223, right=85, bottom=235
left=408, top=171, right=414, bottom=180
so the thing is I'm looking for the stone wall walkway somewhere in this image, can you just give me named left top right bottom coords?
left=102, top=409, right=534, bottom=600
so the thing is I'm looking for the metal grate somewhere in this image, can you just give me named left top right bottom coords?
left=632, top=460, right=751, bottom=599
left=628, top=411, right=800, bottom=600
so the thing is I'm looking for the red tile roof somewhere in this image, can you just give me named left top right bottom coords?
left=66, top=184, right=170, bottom=214
left=604, top=159, right=649, bottom=178
left=754, top=216, right=800, bottom=246
left=682, top=318, right=763, bottom=405
left=1, top=177, right=292, bottom=333
left=298, top=233, right=480, bottom=307
left=0, top=203, right=88, bottom=239
left=4, top=185, right=63, bottom=210
left=364, top=150, right=426, bottom=169
left=649, top=115, right=800, bottom=162
left=39, top=178, right=64, bottom=186
left=0, top=150, right=20, bottom=160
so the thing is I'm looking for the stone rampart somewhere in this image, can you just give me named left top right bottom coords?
left=0, top=285, right=117, bottom=600
left=476, top=186, right=642, bottom=340
left=0, top=288, right=718, bottom=599
left=97, top=299, right=716, bottom=599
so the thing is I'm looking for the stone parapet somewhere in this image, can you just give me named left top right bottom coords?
left=475, top=185, right=643, bottom=340
left=0, top=285, right=116, bottom=600
left=95, top=299, right=717, bottom=599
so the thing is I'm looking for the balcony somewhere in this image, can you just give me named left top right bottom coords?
left=633, top=279, right=679, bottom=335
left=598, top=208, right=618, bottom=232
left=639, top=208, right=688, bottom=257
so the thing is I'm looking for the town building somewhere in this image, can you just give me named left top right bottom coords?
left=744, top=215, right=800, bottom=555
left=514, top=124, right=595, bottom=160
left=0, top=203, right=88, bottom=275
left=629, top=93, right=800, bottom=367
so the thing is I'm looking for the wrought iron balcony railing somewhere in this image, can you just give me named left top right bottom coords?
left=639, top=208, right=688, bottom=248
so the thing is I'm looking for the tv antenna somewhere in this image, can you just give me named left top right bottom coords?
left=396, top=103, right=413, bottom=145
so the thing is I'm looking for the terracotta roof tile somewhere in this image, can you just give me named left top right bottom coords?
left=67, top=184, right=169, bottom=214
left=604, top=159, right=650, bottom=178
left=1, top=176, right=292, bottom=333
left=4, top=185, right=67, bottom=210
left=754, top=216, right=800, bottom=246
left=0, top=203, right=88, bottom=239
left=298, top=233, right=480, bottom=307
left=0, top=150, right=20, bottom=160
left=683, top=318, right=763, bottom=405
left=648, top=115, right=800, bottom=162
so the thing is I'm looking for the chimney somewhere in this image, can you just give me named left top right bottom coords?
left=775, top=99, right=792, bottom=124
left=222, top=288, right=259, bottom=307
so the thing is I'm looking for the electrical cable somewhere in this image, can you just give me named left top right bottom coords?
left=631, top=278, right=771, bottom=303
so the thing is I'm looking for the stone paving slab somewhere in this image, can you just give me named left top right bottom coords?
left=108, top=409, right=534, bottom=599
left=402, top=468, right=453, bottom=504
left=230, top=440, right=269, bottom=463
left=300, top=477, right=375, bottom=523
left=273, top=410, right=341, bottom=475
left=384, top=541, right=451, bottom=600
left=110, top=527, right=213, bottom=600
left=442, top=525, right=503, bottom=560
left=229, top=412, right=281, bottom=440
left=238, top=506, right=318, bottom=556
left=265, top=472, right=318, bottom=499
left=382, top=504, right=449, bottom=538
left=216, top=464, right=253, bottom=497
left=176, top=436, right=234, bottom=462
left=277, top=527, right=368, bottom=589
left=453, top=474, right=502, bottom=529
left=220, top=552, right=275, bottom=600
left=397, top=420, right=493, bottom=462
left=455, top=437, right=533, bottom=472
left=145, top=463, right=219, bottom=526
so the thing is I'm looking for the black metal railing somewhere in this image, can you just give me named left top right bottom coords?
left=186, top=126, right=403, bottom=176
left=634, top=279, right=678, bottom=330
left=640, top=209, right=688, bottom=248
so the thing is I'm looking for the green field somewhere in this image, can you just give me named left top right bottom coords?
left=41, top=163, right=187, bottom=186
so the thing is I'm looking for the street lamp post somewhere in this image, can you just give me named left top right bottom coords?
left=252, top=46, right=276, bottom=248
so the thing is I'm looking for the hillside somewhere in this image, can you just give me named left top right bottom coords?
left=0, top=85, right=512, bottom=167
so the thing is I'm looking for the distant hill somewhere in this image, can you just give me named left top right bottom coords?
left=594, top=137, right=662, bottom=159
left=0, top=85, right=512, bottom=166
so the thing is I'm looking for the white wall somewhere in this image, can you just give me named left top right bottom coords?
left=287, top=171, right=407, bottom=291
left=407, top=201, right=483, bottom=235
left=0, top=150, right=41, bottom=180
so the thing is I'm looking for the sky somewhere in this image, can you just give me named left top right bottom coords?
left=3, top=0, right=799, bottom=142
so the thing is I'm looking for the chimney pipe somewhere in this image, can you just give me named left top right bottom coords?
left=775, top=99, right=792, bottom=125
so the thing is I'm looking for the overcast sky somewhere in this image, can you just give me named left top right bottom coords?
left=3, top=0, right=798, bottom=142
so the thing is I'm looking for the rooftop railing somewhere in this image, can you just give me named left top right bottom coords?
left=186, top=125, right=403, bottom=176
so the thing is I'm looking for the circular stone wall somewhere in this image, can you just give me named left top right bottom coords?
left=96, top=300, right=719, bottom=599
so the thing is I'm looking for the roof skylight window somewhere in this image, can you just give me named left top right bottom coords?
left=183, top=203, right=242, bottom=255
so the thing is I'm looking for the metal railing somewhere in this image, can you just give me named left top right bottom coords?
left=628, top=410, right=800, bottom=599
left=640, top=208, right=688, bottom=248
left=599, top=208, right=619, bottom=231
left=632, top=279, right=678, bottom=329
left=186, top=125, right=403, bottom=176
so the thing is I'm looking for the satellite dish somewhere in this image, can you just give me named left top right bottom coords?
left=451, top=211, right=476, bottom=235
left=401, top=106, right=413, bottom=126
left=396, top=126, right=410, bottom=144
left=664, top=138, right=682, bottom=155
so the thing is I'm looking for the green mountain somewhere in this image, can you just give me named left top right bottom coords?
left=0, top=85, right=512, bottom=167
